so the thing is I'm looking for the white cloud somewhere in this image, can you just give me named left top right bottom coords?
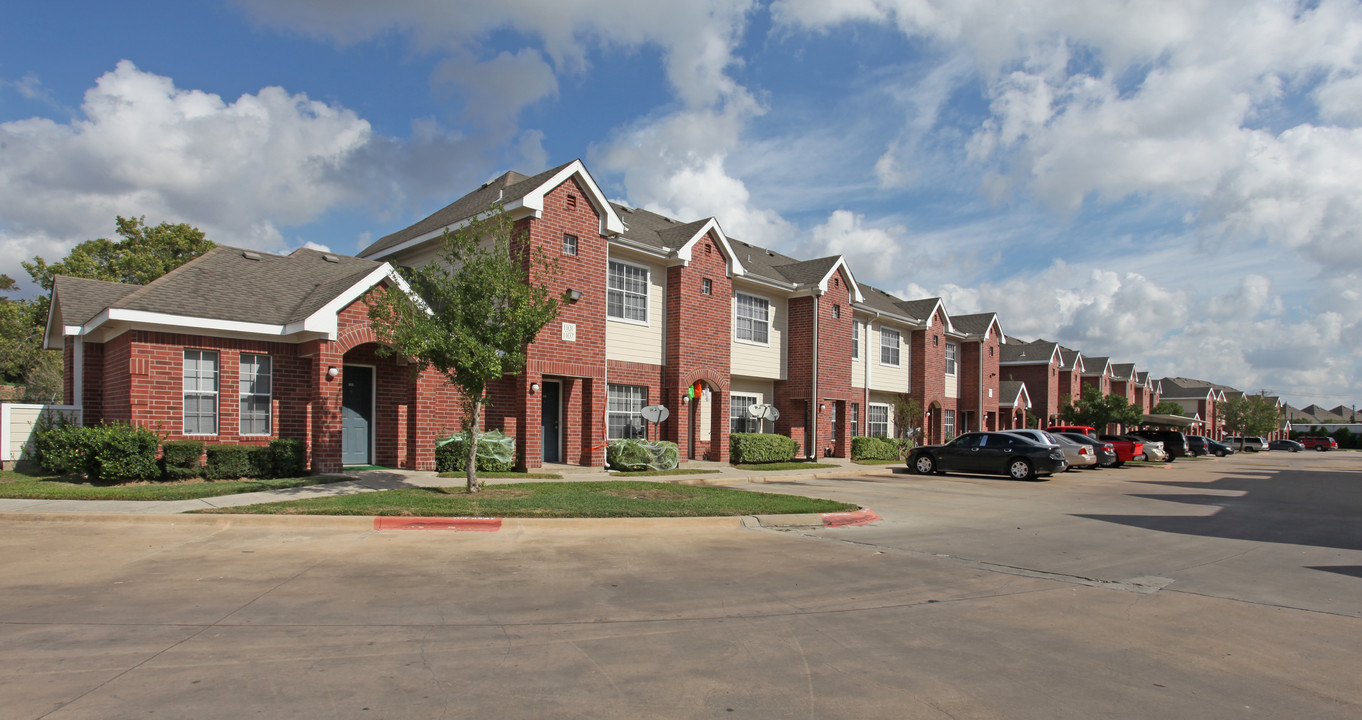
left=796, top=210, right=907, bottom=282
left=432, top=48, right=559, bottom=125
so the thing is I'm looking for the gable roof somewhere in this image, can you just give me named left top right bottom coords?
left=1081, top=356, right=1112, bottom=376
left=44, top=277, right=141, bottom=349
left=1000, top=340, right=1060, bottom=365
left=48, top=247, right=397, bottom=345
left=998, top=381, right=1031, bottom=409
left=359, top=159, right=624, bottom=260
left=951, top=312, right=1004, bottom=341
left=1110, top=362, right=1135, bottom=381
left=1157, top=377, right=1220, bottom=400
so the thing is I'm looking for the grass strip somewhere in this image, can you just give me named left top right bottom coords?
left=852, top=459, right=901, bottom=465
left=732, top=462, right=840, bottom=471
left=198, top=480, right=858, bottom=517
left=609, top=469, right=722, bottom=477
left=0, top=470, right=351, bottom=501
left=437, top=472, right=563, bottom=479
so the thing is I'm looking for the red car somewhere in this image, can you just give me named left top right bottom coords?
left=1299, top=436, right=1339, bottom=451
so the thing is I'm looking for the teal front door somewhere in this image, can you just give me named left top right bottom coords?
left=341, top=366, right=372, bottom=466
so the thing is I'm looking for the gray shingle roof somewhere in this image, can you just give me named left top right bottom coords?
left=51, top=276, right=140, bottom=326
left=999, top=381, right=1028, bottom=406
left=951, top=312, right=998, bottom=339
left=1081, top=356, right=1111, bottom=376
left=107, top=246, right=381, bottom=325
left=358, top=162, right=573, bottom=259
left=1000, top=340, right=1058, bottom=365
left=1110, top=362, right=1135, bottom=381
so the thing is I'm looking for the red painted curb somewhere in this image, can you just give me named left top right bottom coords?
left=374, top=517, right=503, bottom=531
left=821, top=508, right=881, bottom=527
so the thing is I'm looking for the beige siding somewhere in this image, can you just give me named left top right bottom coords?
left=730, top=377, right=776, bottom=434
left=852, top=320, right=866, bottom=389
left=605, top=257, right=666, bottom=366
left=730, top=290, right=786, bottom=380
left=945, top=342, right=960, bottom=398
left=868, top=322, right=910, bottom=393
left=3, top=404, right=81, bottom=463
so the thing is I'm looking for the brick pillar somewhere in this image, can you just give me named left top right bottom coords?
left=412, top=368, right=449, bottom=471
left=520, top=371, right=541, bottom=470
left=585, top=378, right=607, bottom=467
left=310, top=344, right=344, bottom=473
left=713, top=388, right=729, bottom=462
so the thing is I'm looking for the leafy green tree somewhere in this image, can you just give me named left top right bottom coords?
left=1219, top=394, right=1283, bottom=443
left=1058, top=386, right=1143, bottom=432
left=1151, top=400, right=1186, bottom=415
left=23, top=215, right=214, bottom=292
left=0, top=275, right=37, bottom=383
left=367, top=205, right=564, bottom=492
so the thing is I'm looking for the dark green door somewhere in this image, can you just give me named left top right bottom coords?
left=342, top=366, right=372, bottom=466
left=541, top=381, right=561, bottom=463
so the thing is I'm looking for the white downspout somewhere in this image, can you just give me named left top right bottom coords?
left=978, top=335, right=985, bottom=432
left=810, top=292, right=819, bottom=459
left=72, top=336, right=84, bottom=408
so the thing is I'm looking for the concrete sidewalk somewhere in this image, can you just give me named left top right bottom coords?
left=0, top=457, right=897, bottom=516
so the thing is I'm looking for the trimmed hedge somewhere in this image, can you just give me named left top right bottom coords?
left=268, top=438, right=308, bottom=477
left=607, top=439, right=680, bottom=471
left=160, top=440, right=204, bottom=480
left=30, top=416, right=88, bottom=475
left=730, top=433, right=798, bottom=464
left=436, top=432, right=517, bottom=473
left=85, top=423, right=161, bottom=482
left=205, top=444, right=255, bottom=480
left=851, top=436, right=897, bottom=461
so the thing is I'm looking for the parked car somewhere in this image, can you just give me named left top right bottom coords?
left=1048, top=425, right=1097, bottom=437
left=1058, top=432, right=1118, bottom=467
left=1093, top=434, right=1144, bottom=466
left=1269, top=439, right=1303, bottom=452
left=1002, top=429, right=1062, bottom=447
left=1053, top=433, right=1098, bottom=469
left=1185, top=435, right=1211, bottom=457
left=1224, top=436, right=1267, bottom=452
left=1105, top=433, right=1165, bottom=462
left=1131, top=429, right=1189, bottom=459
left=907, top=431, right=1068, bottom=481
left=1298, top=436, right=1338, bottom=451
left=1205, top=438, right=1237, bottom=457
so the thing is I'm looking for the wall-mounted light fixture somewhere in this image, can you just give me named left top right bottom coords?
left=327, top=366, right=339, bottom=379
left=568, top=289, right=583, bottom=303
left=530, top=382, right=540, bottom=394
left=682, top=395, right=690, bottom=405
left=818, top=403, right=826, bottom=411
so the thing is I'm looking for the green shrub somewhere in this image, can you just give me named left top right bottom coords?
left=30, top=415, right=90, bottom=475
left=84, top=423, right=161, bottom=482
left=436, top=430, right=517, bottom=472
left=730, top=433, right=798, bottom=464
left=851, top=436, right=899, bottom=461
left=160, top=439, right=204, bottom=480
left=205, top=444, right=254, bottom=480
left=248, top=445, right=274, bottom=478
left=269, top=438, right=307, bottom=477
left=607, top=439, right=680, bottom=471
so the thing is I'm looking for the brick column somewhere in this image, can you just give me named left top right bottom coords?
left=309, top=343, right=344, bottom=473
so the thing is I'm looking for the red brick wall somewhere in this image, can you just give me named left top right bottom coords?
left=1058, top=368, right=1081, bottom=410
left=665, top=230, right=733, bottom=461
left=777, top=295, right=814, bottom=457
left=815, top=269, right=853, bottom=458
left=959, top=328, right=1001, bottom=432
left=1003, top=361, right=1057, bottom=426
left=911, top=310, right=958, bottom=443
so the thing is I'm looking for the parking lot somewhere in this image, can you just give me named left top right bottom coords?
left=1, top=452, right=1359, bottom=719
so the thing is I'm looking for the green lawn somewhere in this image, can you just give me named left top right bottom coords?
left=0, top=469, right=351, bottom=501
left=437, top=471, right=563, bottom=479
left=852, top=459, right=901, bottom=465
left=199, top=480, right=859, bottom=517
left=609, top=468, right=722, bottom=477
left=732, top=462, right=840, bottom=471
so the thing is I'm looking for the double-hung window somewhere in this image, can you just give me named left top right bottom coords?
left=607, top=384, right=648, bottom=440
left=183, top=349, right=219, bottom=435
left=239, top=354, right=272, bottom=436
left=735, top=292, right=770, bottom=344
left=945, top=342, right=958, bottom=376
left=607, top=260, right=648, bottom=322
left=851, top=403, right=860, bottom=437
left=852, top=321, right=860, bottom=359
left=880, top=328, right=901, bottom=366
left=944, top=409, right=956, bottom=439
left=867, top=403, right=890, bottom=438
left=730, top=394, right=760, bottom=433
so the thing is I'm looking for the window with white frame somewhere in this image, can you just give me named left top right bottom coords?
left=851, top=403, right=860, bottom=437
left=607, top=260, right=648, bottom=322
left=607, top=384, right=648, bottom=440
left=735, top=292, right=770, bottom=344
left=867, top=403, right=890, bottom=437
left=852, top=320, right=860, bottom=359
left=239, top=354, right=271, bottom=436
left=945, top=342, right=958, bottom=375
left=562, top=233, right=578, bottom=256
left=730, top=394, right=760, bottom=433
left=183, top=349, right=219, bottom=435
left=944, top=409, right=956, bottom=439
left=880, top=327, right=901, bottom=366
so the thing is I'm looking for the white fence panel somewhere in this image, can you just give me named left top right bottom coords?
left=1, top=403, right=82, bottom=467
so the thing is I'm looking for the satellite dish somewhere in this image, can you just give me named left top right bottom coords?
left=641, top=405, right=669, bottom=423
left=747, top=404, right=779, bottom=422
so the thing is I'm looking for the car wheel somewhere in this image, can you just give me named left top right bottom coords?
left=1292, top=447, right=1300, bottom=452
left=1317, top=446, right=1325, bottom=452
left=913, top=455, right=937, bottom=475
left=1112, top=460, right=1124, bottom=468
left=1216, top=450, right=1226, bottom=457
left=1008, top=458, right=1035, bottom=481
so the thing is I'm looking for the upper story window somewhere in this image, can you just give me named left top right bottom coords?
left=702, top=278, right=712, bottom=295
left=563, top=233, right=578, bottom=256
left=239, top=354, right=272, bottom=436
left=852, top=320, right=861, bottom=359
left=183, top=349, right=219, bottom=436
left=832, top=304, right=840, bottom=318
left=880, top=327, right=901, bottom=366
left=607, top=260, right=648, bottom=323
left=945, top=342, right=958, bottom=376
left=735, top=292, right=770, bottom=344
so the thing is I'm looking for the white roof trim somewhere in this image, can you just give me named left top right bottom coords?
left=299, top=262, right=414, bottom=336
left=672, top=218, right=746, bottom=277
left=506, top=159, right=624, bottom=237
left=812, top=257, right=864, bottom=303
left=1000, top=384, right=1032, bottom=409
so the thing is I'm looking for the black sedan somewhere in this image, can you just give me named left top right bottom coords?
left=1205, top=438, right=1237, bottom=457
left=1269, top=439, right=1304, bottom=452
left=908, top=432, right=1069, bottom=481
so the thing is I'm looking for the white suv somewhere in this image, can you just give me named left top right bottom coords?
left=1003, top=429, right=1062, bottom=447
left=1224, top=436, right=1267, bottom=452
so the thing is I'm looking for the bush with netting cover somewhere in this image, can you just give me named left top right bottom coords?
left=607, top=438, right=679, bottom=471
left=436, top=430, right=517, bottom=472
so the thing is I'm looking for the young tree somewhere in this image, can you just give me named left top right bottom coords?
left=1058, top=386, right=1143, bottom=432
left=890, top=394, right=923, bottom=457
left=366, top=206, right=564, bottom=492
left=23, top=216, right=214, bottom=292
left=1219, top=394, right=1283, bottom=443
left=1151, top=400, right=1186, bottom=415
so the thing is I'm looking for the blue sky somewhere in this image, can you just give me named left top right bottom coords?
left=3, top=0, right=1361, bottom=410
